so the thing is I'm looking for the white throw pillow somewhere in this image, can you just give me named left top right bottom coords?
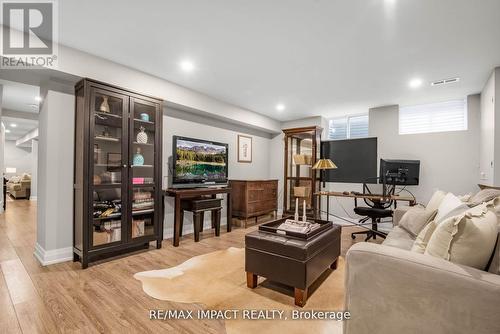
left=411, top=220, right=438, bottom=254
left=426, top=190, right=447, bottom=212
left=424, top=204, right=498, bottom=270
left=434, top=193, right=468, bottom=224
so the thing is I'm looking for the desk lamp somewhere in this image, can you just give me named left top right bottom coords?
left=312, top=159, right=337, bottom=188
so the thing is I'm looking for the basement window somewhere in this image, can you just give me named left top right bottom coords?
left=328, top=115, right=369, bottom=140
left=399, top=99, right=468, bottom=135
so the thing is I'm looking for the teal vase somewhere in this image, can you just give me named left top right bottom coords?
left=133, top=148, right=144, bottom=166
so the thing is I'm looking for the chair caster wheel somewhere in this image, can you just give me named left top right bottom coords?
left=351, top=234, right=356, bottom=239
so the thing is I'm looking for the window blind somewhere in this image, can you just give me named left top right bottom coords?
left=399, top=99, right=467, bottom=135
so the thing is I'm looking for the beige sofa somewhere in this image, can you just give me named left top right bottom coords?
left=344, top=200, right=500, bottom=334
left=6, top=174, right=31, bottom=199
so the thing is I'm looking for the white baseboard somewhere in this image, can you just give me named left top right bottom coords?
left=29, top=196, right=37, bottom=201
left=34, top=243, right=73, bottom=266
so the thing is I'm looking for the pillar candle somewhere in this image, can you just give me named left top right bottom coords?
left=302, top=199, right=307, bottom=222
left=294, top=197, right=299, bottom=221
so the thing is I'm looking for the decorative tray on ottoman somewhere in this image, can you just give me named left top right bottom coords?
left=258, top=216, right=333, bottom=239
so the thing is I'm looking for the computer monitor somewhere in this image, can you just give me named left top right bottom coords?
left=380, top=159, right=420, bottom=186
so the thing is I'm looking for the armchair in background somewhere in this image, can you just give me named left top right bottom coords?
left=6, top=173, right=31, bottom=199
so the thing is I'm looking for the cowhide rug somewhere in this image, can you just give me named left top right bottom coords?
left=134, top=247, right=345, bottom=334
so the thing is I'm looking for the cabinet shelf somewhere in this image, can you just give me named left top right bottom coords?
left=134, top=118, right=154, bottom=125
left=131, top=165, right=153, bottom=168
left=95, top=111, right=122, bottom=119
left=132, top=209, right=154, bottom=216
left=93, top=213, right=121, bottom=221
left=95, top=136, right=120, bottom=142
left=133, top=142, right=153, bottom=146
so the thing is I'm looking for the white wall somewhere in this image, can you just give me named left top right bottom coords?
left=269, top=96, right=482, bottom=222
left=30, top=139, right=38, bottom=200
left=163, top=109, right=273, bottom=237
left=4, top=140, right=32, bottom=175
left=370, top=95, right=481, bottom=205
left=35, top=88, right=75, bottom=265
left=480, top=69, right=496, bottom=185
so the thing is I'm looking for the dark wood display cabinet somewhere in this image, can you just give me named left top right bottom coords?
left=73, top=79, right=163, bottom=268
left=282, top=126, right=322, bottom=217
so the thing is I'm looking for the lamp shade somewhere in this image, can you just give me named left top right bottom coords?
left=312, top=159, right=337, bottom=170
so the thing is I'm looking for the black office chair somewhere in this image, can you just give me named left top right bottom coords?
left=351, top=177, right=394, bottom=241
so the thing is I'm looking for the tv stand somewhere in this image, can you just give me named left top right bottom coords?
left=164, top=187, right=232, bottom=246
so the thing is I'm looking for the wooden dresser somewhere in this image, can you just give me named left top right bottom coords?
left=229, top=179, right=278, bottom=227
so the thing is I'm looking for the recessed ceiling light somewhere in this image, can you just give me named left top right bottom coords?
left=10, top=123, right=17, bottom=128
left=5, top=129, right=11, bottom=133
left=409, top=78, right=423, bottom=88
left=35, top=96, right=42, bottom=102
left=276, top=104, right=285, bottom=111
left=180, top=60, right=195, bottom=72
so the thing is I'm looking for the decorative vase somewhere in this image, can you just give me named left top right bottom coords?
left=133, top=148, right=145, bottom=166
left=136, top=127, right=148, bottom=143
left=99, top=96, right=110, bottom=113
left=140, top=113, right=150, bottom=122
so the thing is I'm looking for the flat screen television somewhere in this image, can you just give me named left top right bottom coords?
left=321, top=137, right=378, bottom=183
left=172, top=136, right=229, bottom=188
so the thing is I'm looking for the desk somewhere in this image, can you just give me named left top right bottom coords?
left=164, top=187, right=232, bottom=247
left=314, top=191, right=416, bottom=219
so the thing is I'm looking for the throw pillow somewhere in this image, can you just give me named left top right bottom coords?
left=434, top=193, right=468, bottom=224
left=399, top=207, right=438, bottom=238
left=424, top=205, right=498, bottom=270
left=458, top=193, right=473, bottom=203
left=411, top=221, right=438, bottom=254
left=426, top=190, right=447, bottom=212
left=470, top=188, right=500, bottom=206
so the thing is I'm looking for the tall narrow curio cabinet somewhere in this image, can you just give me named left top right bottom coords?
left=283, top=126, right=322, bottom=217
left=74, top=79, right=163, bottom=268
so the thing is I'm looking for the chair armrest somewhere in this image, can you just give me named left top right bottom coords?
left=344, top=243, right=500, bottom=334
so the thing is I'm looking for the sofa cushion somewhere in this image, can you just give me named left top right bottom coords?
left=470, top=188, right=500, bottom=206
left=434, top=193, right=469, bottom=224
left=382, top=226, right=415, bottom=250
left=486, top=197, right=500, bottom=274
left=399, top=207, right=437, bottom=238
left=411, top=221, right=438, bottom=254
left=426, top=190, right=447, bottom=212
left=425, top=204, right=498, bottom=270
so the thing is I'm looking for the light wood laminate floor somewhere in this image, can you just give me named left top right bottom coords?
left=0, top=199, right=380, bottom=333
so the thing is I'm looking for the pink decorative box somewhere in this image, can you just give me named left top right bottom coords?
left=132, top=177, right=144, bottom=185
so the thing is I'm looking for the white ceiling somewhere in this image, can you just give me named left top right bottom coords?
left=2, top=116, right=38, bottom=141
left=59, top=0, right=500, bottom=121
left=1, top=79, right=39, bottom=141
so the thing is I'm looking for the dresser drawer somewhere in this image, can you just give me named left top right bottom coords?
left=247, top=201, right=277, bottom=215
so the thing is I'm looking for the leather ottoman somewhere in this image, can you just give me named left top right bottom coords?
left=245, top=223, right=341, bottom=306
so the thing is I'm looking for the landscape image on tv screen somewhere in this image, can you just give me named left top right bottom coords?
left=175, top=139, right=227, bottom=182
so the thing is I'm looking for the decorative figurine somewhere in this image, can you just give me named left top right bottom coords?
left=136, top=126, right=148, bottom=143
left=133, top=147, right=145, bottom=166
left=99, top=96, right=110, bottom=113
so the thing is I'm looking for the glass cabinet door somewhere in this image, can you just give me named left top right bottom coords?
left=129, top=98, right=158, bottom=239
left=285, top=130, right=317, bottom=213
left=90, top=89, right=129, bottom=248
